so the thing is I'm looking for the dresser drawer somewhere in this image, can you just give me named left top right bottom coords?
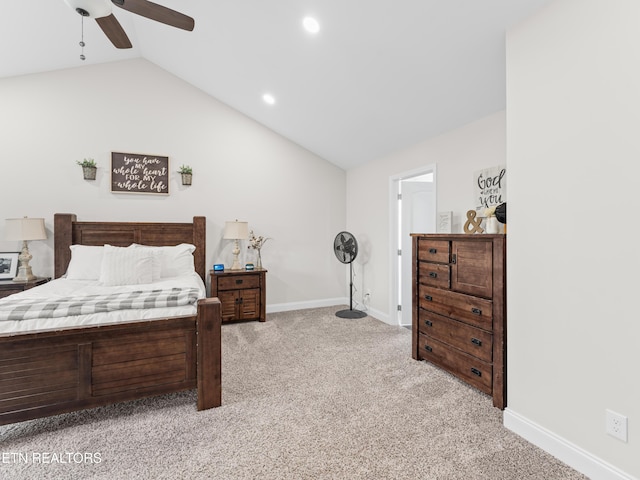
left=217, top=275, right=260, bottom=291
left=418, top=262, right=450, bottom=289
left=417, top=239, right=450, bottom=264
left=419, top=284, right=492, bottom=330
left=418, top=310, right=492, bottom=363
left=418, top=334, right=492, bottom=394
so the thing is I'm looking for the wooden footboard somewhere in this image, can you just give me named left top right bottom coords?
left=0, top=298, right=221, bottom=426
left=197, top=297, right=222, bottom=410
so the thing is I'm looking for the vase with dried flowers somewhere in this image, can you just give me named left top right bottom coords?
left=247, top=230, right=270, bottom=269
left=484, top=206, right=499, bottom=234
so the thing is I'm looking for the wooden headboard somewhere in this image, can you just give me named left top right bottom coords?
left=53, top=214, right=206, bottom=282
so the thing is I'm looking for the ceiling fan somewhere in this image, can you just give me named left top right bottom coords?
left=63, top=0, right=195, bottom=50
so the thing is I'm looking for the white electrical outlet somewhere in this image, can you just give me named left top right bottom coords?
left=605, top=409, right=628, bottom=442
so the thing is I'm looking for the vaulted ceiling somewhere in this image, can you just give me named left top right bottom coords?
left=0, top=0, right=552, bottom=169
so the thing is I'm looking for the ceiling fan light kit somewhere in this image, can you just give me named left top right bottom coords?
left=63, top=0, right=195, bottom=55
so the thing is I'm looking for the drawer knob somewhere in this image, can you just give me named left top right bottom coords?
left=471, top=367, right=482, bottom=377
left=425, top=320, right=433, bottom=327
left=471, top=337, right=482, bottom=347
left=428, top=248, right=437, bottom=254
left=424, top=344, right=433, bottom=352
left=424, top=295, right=433, bottom=301
left=471, top=307, right=482, bottom=316
left=235, top=279, right=243, bottom=285
left=429, top=272, right=438, bottom=278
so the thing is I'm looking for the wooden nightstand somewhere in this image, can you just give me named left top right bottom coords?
left=210, top=269, right=266, bottom=322
left=0, top=277, right=50, bottom=299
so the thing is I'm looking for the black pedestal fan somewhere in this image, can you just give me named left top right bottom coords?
left=333, top=231, right=367, bottom=319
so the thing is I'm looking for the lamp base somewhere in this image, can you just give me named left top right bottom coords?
left=229, top=239, right=243, bottom=270
left=13, top=241, right=38, bottom=282
left=13, top=266, right=37, bottom=283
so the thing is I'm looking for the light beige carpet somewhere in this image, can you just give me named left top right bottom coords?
left=0, top=307, right=587, bottom=479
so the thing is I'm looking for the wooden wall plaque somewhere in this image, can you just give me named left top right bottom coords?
left=111, top=152, right=169, bottom=195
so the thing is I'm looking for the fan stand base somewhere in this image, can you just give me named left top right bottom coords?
left=336, top=309, right=367, bottom=319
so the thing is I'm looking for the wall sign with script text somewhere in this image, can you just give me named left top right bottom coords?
left=111, top=152, right=169, bottom=195
left=474, top=165, right=506, bottom=212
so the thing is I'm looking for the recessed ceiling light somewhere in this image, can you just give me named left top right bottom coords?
left=303, top=16, right=320, bottom=34
left=263, top=93, right=276, bottom=105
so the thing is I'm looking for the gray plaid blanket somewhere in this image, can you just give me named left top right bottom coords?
left=0, top=287, right=201, bottom=322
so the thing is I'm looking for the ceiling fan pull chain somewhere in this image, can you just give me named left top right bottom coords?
left=79, top=15, right=86, bottom=61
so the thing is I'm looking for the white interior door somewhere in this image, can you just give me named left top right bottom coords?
left=399, top=176, right=435, bottom=326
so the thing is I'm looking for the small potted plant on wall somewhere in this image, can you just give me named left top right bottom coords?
left=77, top=158, right=97, bottom=180
left=178, top=164, right=192, bottom=185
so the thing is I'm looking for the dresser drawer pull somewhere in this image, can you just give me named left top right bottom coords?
left=235, top=279, right=243, bottom=285
left=428, top=248, right=437, bottom=254
left=471, top=367, right=482, bottom=377
left=471, top=337, right=482, bottom=347
left=428, top=272, right=438, bottom=278
left=471, top=307, right=482, bottom=316
left=424, top=295, right=433, bottom=301
left=424, top=345, right=433, bottom=352
left=424, top=320, right=433, bottom=327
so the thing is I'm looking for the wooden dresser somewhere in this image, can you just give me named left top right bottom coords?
left=411, top=234, right=506, bottom=409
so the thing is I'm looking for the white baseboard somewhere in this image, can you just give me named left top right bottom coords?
left=266, top=298, right=347, bottom=314
left=366, top=307, right=390, bottom=324
left=504, top=409, right=638, bottom=480
left=266, top=299, right=389, bottom=325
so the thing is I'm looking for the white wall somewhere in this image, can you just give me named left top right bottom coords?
left=506, top=1, right=639, bottom=478
left=0, top=59, right=347, bottom=310
left=346, top=111, right=506, bottom=320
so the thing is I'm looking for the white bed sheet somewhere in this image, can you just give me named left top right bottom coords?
left=0, top=273, right=206, bottom=334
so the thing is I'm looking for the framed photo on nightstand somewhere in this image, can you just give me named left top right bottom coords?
left=0, top=252, right=19, bottom=280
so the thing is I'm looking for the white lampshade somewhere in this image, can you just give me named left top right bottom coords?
left=223, top=220, right=249, bottom=240
left=5, top=217, right=47, bottom=241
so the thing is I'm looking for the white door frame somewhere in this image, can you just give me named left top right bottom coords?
left=389, top=164, right=437, bottom=326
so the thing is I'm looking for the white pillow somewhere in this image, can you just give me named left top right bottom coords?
left=66, top=245, right=104, bottom=280
left=99, top=245, right=154, bottom=286
left=126, top=244, right=162, bottom=281
left=131, top=243, right=196, bottom=278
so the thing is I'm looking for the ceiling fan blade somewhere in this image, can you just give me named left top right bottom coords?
left=95, top=14, right=133, bottom=49
left=112, top=0, right=195, bottom=31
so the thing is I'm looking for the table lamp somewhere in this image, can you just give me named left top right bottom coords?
left=4, top=216, right=47, bottom=282
left=223, top=220, right=248, bottom=270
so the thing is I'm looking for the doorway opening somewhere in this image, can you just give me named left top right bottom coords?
left=389, top=165, right=436, bottom=326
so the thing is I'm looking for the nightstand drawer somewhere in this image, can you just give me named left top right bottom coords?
left=0, top=287, right=22, bottom=298
left=0, top=277, right=50, bottom=299
left=217, top=275, right=260, bottom=290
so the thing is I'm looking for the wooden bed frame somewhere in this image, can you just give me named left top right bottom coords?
left=0, top=213, right=221, bottom=426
